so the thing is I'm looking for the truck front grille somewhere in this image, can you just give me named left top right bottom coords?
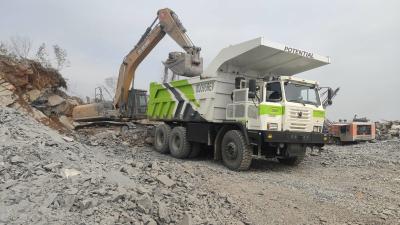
left=287, top=107, right=311, bottom=131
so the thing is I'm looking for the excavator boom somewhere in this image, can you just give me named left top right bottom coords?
left=114, top=24, right=165, bottom=110
left=114, top=8, right=202, bottom=111
left=72, top=8, right=202, bottom=122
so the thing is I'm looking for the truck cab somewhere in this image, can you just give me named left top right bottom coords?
left=237, top=76, right=325, bottom=133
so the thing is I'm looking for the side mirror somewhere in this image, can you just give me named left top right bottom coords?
left=327, top=88, right=333, bottom=105
left=248, top=79, right=256, bottom=98
left=235, top=77, right=244, bottom=89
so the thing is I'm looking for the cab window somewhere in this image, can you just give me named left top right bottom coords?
left=266, top=82, right=282, bottom=102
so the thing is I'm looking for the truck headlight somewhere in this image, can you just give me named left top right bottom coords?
left=313, top=126, right=322, bottom=132
left=267, top=123, right=278, bottom=130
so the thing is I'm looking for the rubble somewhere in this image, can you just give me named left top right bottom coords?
left=1, top=104, right=400, bottom=224
left=157, top=174, right=176, bottom=187
left=77, top=124, right=153, bottom=148
left=0, top=106, right=248, bottom=224
left=0, top=55, right=82, bottom=130
left=376, top=120, right=400, bottom=140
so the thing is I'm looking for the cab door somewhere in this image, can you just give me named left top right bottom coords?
left=258, top=82, right=284, bottom=131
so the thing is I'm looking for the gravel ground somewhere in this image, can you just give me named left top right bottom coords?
left=1, top=106, right=399, bottom=225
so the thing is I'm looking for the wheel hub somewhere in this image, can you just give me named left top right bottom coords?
left=224, top=142, right=238, bottom=160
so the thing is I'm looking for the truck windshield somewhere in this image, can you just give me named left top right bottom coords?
left=284, top=82, right=321, bottom=106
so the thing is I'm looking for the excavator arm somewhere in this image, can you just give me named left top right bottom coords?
left=114, top=8, right=202, bottom=111
left=72, top=8, right=202, bottom=122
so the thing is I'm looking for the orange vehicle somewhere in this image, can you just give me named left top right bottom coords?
left=329, top=116, right=375, bottom=144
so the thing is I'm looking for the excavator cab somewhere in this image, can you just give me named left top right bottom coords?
left=125, top=89, right=147, bottom=119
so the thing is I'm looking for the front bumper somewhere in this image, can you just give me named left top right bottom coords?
left=249, top=130, right=328, bottom=145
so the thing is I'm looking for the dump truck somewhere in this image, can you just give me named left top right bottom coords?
left=329, top=115, right=376, bottom=144
left=148, top=37, right=334, bottom=170
left=72, top=8, right=202, bottom=122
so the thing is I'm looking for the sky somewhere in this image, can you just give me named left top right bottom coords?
left=0, top=0, right=399, bottom=120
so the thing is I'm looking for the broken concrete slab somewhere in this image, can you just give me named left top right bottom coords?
left=178, top=213, right=193, bottom=225
left=47, top=94, right=65, bottom=106
left=26, top=89, right=42, bottom=102
left=59, top=116, right=75, bottom=130
left=10, top=155, right=24, bottom=164
left=137, top=194, right=152, bottom=214
left=61, top=168, right=81, bottom=179
left=62, top=136, right=74, bottom=142
left=158, top=202, right=169, bottom=223
left=157, top=175, right=175, bottom=187
left=43, top=162, right=62, bottom=172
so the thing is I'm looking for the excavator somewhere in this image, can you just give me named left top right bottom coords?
left=72, top=8, right=203, bottom=122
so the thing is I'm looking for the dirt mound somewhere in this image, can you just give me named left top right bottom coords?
left=0, top=55, right=79, bottom=130
left=0, top=55, right=66, bottom=91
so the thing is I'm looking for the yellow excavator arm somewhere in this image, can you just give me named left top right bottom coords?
left=114, top=8, right=202, bottom=111
left=72, top=8, right=202, bottom=122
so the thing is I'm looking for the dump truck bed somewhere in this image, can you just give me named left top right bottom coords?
left=203, top=37, right=330, bottom=78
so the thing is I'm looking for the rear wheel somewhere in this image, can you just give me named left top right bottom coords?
left=153, top=124, right=171, bottom=154
left=169, top=126, right=191, bottom=159
left=221, top=130, right=252, bottom=171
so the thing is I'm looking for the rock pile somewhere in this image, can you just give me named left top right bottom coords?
left=376, top=121, right=400, bottom=140
left=0, top=106, right=248, bottom=225
left=0, top=55, right=81, bottom=130
left=76, top=124, right=154, bottom=148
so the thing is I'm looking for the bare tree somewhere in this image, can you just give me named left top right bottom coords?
left=0, top=42, right=9, bottom=55
left=35, top=43, right=51, bottom=68
left=53, top=44, right=69, bottom=70
left=9, top=36, right=32, bottom=59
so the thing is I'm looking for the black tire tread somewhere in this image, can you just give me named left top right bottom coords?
left=169, top=126, right=191, bottom=159
left=222, top=130, right=252, bottom=171
left=154, top=124, right=171, bottom=154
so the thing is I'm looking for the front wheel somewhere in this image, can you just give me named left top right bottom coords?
left=221, top=130, right=252, bottom=171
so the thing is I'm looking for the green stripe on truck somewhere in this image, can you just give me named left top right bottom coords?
left=259, top=104, right=284, bottom=116
left=313, top=110, right=325, bottom=118
left=170, top=79, right=200, bottom=107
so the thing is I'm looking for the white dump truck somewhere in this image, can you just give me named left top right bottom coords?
left=147, top=37, right=333, bottom=170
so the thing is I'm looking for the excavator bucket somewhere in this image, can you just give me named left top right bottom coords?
left=163, top=52, right=203, bottom=77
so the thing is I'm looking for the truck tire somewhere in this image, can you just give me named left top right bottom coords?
left=154, top=124, right=171, bottom=154
left=169, top=126, right=191, bottom=159
left=188, top=143, right=202, bottom=158
left=221, top=130, right=252, bottom=171
left=278, top=144, right=306, bottom=166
